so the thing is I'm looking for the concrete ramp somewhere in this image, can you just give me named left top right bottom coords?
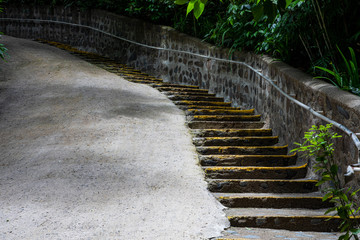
left=0, top=36, right=228, bottom=239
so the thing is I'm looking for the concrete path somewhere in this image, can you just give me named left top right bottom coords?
left=0, top=36, right=228, bottom=239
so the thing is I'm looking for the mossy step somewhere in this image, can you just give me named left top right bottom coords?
left=123, top=76, right=161, bottom=81
left=208, top=179, right=318, bottom=193
left=188, top=121, right=265, bottom=129
left=193, top=136, right=279, bottom=146
left=186, top=109, right=255, bottom=116
left=103, top=69, right=124, bottom=74
left=122, top=75, right=157, bottom=79
left=164, top=91, right=216, bottom=96
left=213, top=193, right=334, bottom=209
left=117, top=69, right=143, bottom=73
left=203, top=164, right=307, bottom=179
left=127, top=79, right=163, bottom=84
left=192, top=129, right=272, bottom=137
left=168, top=95, right=224, bottom=101
left=199, top=154, right=297, bottom=167
left=196, top=145, right=288, bottom=155
left=151, top=83, right=199, bottom=89
left=118, top=71, right=145, bottom=76
left=175, top=101, right=232, bottom=107
left=226, top=208, right=341, bottom=232
left=105, top=68, right=135, bottom=73
left=100, top=63, right=127, bottom=68
left=188, top=115, right=261, bottom=122
left=178, top=105, right=241, bottom=110
left=157, top=87, right=208, bottom=93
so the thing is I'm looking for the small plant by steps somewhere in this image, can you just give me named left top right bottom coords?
left=292, top=124, right=360, bottom=240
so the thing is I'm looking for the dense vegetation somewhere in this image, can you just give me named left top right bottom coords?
left=3, top=0, right=360, bottom=94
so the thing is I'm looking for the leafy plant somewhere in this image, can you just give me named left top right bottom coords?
left=174, top=0, right=207, bottom=20
left=174, top=0, right=305, bottom=22
left=0, top=0, right=8, bottom=61
left=292, top=124, right=360, bottom=240
left=315, top=46, right=360, bottom=96
left=0, top=41, right=7, bottom=60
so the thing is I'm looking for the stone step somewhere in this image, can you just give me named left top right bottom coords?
left=117, top=70, right=144, bottom=75
left=102, top=63, right=127, bottom=68
left=175, top=101, right=232, bottom=107
left=225, top=208, right=340, bottom=232
left=203, top=164, right=307, bottom=179
left=127, top=79, right=163, bottom=84
left=212, top=193, right=334, bottom=209
left=124, top=76, right=162, bottom=81
left=164, top=91, right=216, bottom=96
left=151, top=83, right=200, bottom=89
left=196, top=145, right=288, bottom=155
left=168, top=95, right=224, bottom=102
left=207, top=179, right=318, bottom=193
left=188, top=115, right=261, bottom=122
left=186, top=109, right=255, bottom=116
left=120, top=70, right=144, bottom=74
left=199, top=154, right=297, bottom=167
left=188, top=121, right=265, bottom=129
left=157, top=87, right=207, bottom=92
left=214, top=227, right=341, bottom=240
left=193, top=136, right=279, bottom=146
left=178, top=105, right=241, bottom=110
left=191, top=129, right=273, bottom=137
left=104, top=66, right=133, bottom=71
left=122, top=73, right=152, bottom=78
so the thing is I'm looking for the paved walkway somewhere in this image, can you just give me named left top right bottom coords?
left=0, top=36, right=228, bottom=239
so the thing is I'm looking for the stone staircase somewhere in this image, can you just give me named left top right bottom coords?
left=37, top=39, right=343, bottom=238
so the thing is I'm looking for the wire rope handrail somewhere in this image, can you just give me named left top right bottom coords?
left=1, top=17, right=360, bottom=172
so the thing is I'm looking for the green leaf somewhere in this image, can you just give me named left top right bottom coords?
left=324, top=207, right=337, bottom=215
left=186, top=0, right=196, bottom=16
left=338, top=193, right=349, bottom=202
left=193, top=0, right=205, bottom=19
left=350, top=228, right=360, bottom=235
left=351, top=188, right=360, bottom=197
left=315, top=66, right=336, bottom=77
left=174, top=0, right=188, bottom=5
left=285, top=0, right=293, bottom=7
left=322, top=192, right=333, bottom=201
left=340, top=222, right=350, bottom=232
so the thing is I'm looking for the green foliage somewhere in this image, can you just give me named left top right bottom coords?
left=249, top=0, right=300, bottom=22
left=0, top=0, right=8, bottom=61
left=4, top=0, right=360, bottom=94
left=175, top=0, right=208, bottom=19
left=315, top=46, right=360, bottom=96
left=175, top=0, right=304, bottom=22
left=292, top=124, right=360, bottom=240
left=0, top=41, right=7, bottom=60
left=204, top=3, right=266, bottom=52
left=123, top=0, right=176, bottom=23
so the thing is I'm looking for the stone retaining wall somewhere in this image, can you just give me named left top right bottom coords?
left=1, top=5, right=360, bottom=184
